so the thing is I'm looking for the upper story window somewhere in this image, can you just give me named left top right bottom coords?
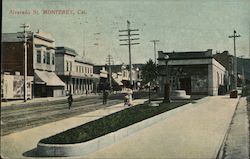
left=37, top=50, right=41, bottom=63
left=43, top=52, right=46, bottom=64
left=52, top=53, right=55, bottom=65
left=70, top=61, right=72, bottom=71
left=46, top=52, right=50, bottom=64
left=66, top=61, right=69, bottom=71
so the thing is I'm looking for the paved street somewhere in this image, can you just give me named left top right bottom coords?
left=1, top=95, right=122, bottom=136
left=1, top=95, right=241, bottom=159
left=1, top=99, right=147, bottom=159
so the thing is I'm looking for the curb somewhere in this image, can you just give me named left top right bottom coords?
left=216, top=96, right=241, bottom=159
left=36, top=99, right=202, bottom=157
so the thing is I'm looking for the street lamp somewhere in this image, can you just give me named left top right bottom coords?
left=163, top=55, right=170, bottom=103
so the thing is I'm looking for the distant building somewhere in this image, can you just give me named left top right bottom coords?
left=2, top=30, right=65, bottom=98
left=158, top=49, right=228, bottom=96
left=93, top=66, right=108, bottom=92
left=213, top=51, right=234, bottom=89
left=93, top=64, right=143, bottom=91
left=214, top=51, right=250, bottom=86
left=55, top=47, right=97, bottom=95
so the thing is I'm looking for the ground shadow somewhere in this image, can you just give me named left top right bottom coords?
left=23, top=148, right=39, bottom=157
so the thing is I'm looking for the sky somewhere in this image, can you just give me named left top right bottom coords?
left=2, top=0, right=250, bottom=65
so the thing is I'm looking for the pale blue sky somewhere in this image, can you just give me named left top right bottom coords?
left=2, top=0, right=250, bottom=65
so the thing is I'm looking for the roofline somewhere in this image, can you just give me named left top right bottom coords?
left=75, top=59, right=94, bottom=65
left=34, top=34, right=54, bottom=42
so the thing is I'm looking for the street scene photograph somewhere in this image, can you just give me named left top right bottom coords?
left=1, top=0, right=250, bottom=158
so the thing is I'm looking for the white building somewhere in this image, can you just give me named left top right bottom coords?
left=158, top=49, right=228, bottom=96
left=55, top=47, right=97, bottom=95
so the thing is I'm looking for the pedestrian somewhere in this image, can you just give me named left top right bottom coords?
left=103, top=90, right=108, bottom=105
left=124, top=93, right=129, bottom=106
left=68, top=94, right=73, bottom=109
left=127, top=88, right=133, bottom=106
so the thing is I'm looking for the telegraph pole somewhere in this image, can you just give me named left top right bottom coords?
left=106, top=54, right=114, bottom=91
left=20, top=23, right=30, bottom=102
left=119, top=20, right=140, bottom=87
left=229, top=30, right=240, bottom=89
left=150, top=40, right=160, bottom=64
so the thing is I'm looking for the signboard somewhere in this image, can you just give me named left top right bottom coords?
left=1, top=74, right=33, bottom=99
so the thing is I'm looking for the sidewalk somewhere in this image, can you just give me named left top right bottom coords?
left=1, top=99, right=147, bottom=159
left=1, top=96, right=239, bottom=159
left=222, top=97, right=249, bottom=159
left=85, top=96, right=239, bottom=159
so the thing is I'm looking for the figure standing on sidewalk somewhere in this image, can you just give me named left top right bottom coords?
left=124, top=93, right=129, bottom=106
left=103, top=90, right=108, bottom=105
left=127, top=88, right=133, bottom=106
left=68, top=94, right=73, bottom=109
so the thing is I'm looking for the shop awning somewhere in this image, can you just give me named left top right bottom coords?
left=35, top=70, right=66, bottom=87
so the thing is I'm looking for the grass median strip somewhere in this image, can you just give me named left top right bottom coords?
left=40, top=101, right=189, bottom=144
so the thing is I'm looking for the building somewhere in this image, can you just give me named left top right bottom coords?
left=93, top=64, right=143, bottom=91
left=214, top=51, right=250, bottom=86
left=55, top=47, right=97, bottom=95
left=158, top=49, right=228, bottom=96
left=213, top=51, right=234, bottom=89
left=93, top=66, right=109, bottom=92
left=2, top=30, right=65, bottom=98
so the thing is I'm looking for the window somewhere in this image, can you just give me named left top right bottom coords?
left=66, top=61, right=69, bottom=71
left=43, top=52, right=46, bottom=64
left=46, top=52, right=50, bottom=64
left=52, top=53, right=55, bottom=65
left=70, top=62, right=72, bottom=71
left=37, top=50, right=41, bottom=63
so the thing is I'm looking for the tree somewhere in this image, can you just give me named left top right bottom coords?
left=141, top=59, right=158, bottom=103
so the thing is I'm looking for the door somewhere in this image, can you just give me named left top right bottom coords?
left=179, top=77, right=191, bottom=95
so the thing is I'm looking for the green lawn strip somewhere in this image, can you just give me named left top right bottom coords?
left=40, top=101, right=189, bottom=144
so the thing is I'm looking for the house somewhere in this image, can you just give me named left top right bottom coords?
left=55, top=47, right=97, bottom=95
left=2, top=30, right=65, bottom=98
left=157, top=49, right=228, bottom=96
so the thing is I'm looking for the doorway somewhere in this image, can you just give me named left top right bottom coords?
left=179, top=77, right=191, bottom=95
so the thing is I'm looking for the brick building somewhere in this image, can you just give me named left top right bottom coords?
left=2, top=30, right=65, bottom=98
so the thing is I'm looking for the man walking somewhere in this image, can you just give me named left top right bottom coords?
left=68, top=94, right=73, bottom=109
left=103, top=90, right=108, bottom=105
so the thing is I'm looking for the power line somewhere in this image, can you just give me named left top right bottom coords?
left=228, top=30, right=241, bottom=89
left=119, top=20, right=140, bottom=86
left=19, top=23, right=30, bottom=102
left=106, top=54, right=114, bottom=91
left=150, top=40, right=160, bottom=64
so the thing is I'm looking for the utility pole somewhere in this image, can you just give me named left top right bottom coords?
left=240, top=55, right=245, bottom=87
left=19, top=23, right=30, bottom=102
left=119, top=20, right=140, bottom=87
left=229, top=30, right=240, bottom=89
left=150, top=40, right=160, bottom=64
left=106, top=54, right=114, bottom=91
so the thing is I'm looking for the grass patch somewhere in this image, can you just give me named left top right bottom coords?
left=40, top=101, right=189, bottom=144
